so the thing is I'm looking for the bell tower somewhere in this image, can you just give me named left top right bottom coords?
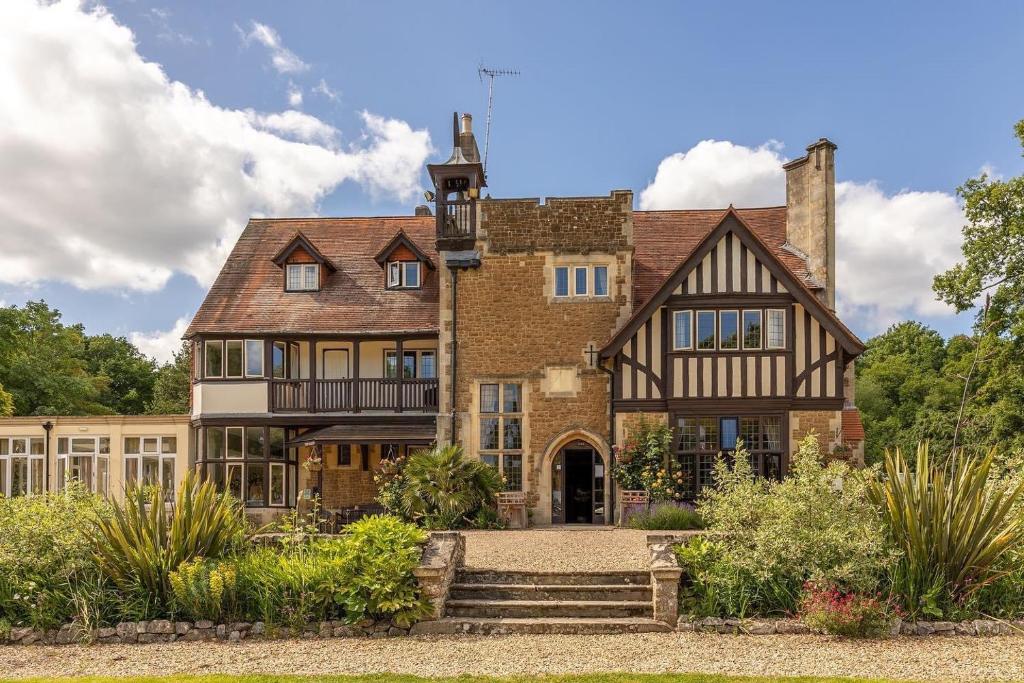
left=428, top=112, right=486, bottom=252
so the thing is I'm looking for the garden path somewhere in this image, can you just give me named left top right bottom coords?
left=3, top=633, right=1023, bottom=681
left=461, top=527, right=652, bottom=571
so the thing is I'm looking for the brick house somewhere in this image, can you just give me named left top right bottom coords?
left=185, top=113, right=865, bottom=524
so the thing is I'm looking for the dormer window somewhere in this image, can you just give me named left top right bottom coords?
left=374, top=230, right=434, bottom=291
left=286, top=263, right=319, bottom=291
left=271, top=232, right=336, bottom=294
left=387, top=261, right=420, bottom=289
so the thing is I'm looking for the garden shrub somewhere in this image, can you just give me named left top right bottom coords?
left=627, top=502, right=704, bottom=530
left=866, top=443, right=1024, bottom=619
left=0, top=483, right=127, bottom=629
left=377, top=444, right=502, bottom=529
left=169, top=558, right=238, bottom=622
left=89, top=471, right=247, bottom=616
left=676, top=434, right=893, bottom=617
left=798, top=582, right=897, bottom=637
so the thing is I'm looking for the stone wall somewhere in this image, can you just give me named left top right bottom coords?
left=439, top=193, right=636, bottom=524
left=789, top=409, right=843, bottom=459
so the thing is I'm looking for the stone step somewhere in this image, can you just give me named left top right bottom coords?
left=449, top=582, right=653, bottom=602
left=445, top=599, right=653, bottom=619
left=411, top=617, right=672, bottom=635
left=456, top=570, right=650, bottom=586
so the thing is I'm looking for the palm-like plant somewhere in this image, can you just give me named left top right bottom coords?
left=398, top=444, right=502, bottom=528
left=88, top=471, right=245, bottom=612
left=866, top=443, right=1024, bottom=616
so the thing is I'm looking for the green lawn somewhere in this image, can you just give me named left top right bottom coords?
left=4, top=675, right=919, bottom=683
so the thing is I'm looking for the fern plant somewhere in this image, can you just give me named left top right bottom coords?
left=866, top=443, right=1024, bottom=617
left=88, top=470, right=246, bottom=614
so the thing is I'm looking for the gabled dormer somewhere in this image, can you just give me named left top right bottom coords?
left=373, top=230, right=436, bottom=290
left=271, top=232, right=337, bottom=292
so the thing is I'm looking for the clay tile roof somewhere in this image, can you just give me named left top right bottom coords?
left=186, top=216, right=438, bottom=337
left=631, top=207, right=816, bottom=307
left=842, top=408, right=866, bottom=442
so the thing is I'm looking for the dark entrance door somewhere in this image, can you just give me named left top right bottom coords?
left=550, top=440, right=606, bottom=524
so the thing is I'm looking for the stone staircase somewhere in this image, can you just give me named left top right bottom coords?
left=411, top=568, right=672, bottom=635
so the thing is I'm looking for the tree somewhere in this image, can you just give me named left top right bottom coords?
left=0, top=382, right=13, bottom=417
left=81, top=334, right=157, bottom=414
left=147, top=341, right=192, bottom=414
left=0, top=301, right=108, bottom=415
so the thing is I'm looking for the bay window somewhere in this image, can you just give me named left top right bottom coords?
left=199, top=426, right=295, bottom=507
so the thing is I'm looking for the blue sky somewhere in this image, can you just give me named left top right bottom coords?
left=2, top=0, right=1022, bottom=360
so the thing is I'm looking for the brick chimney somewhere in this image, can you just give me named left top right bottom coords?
left=783, top=139, right=837, bottom=309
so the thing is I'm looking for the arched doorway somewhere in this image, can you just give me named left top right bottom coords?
left=549, top=437, right=607, bottom=524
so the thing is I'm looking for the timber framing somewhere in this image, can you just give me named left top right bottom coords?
left=372, top=230, right=436, bottom=270
left=270, top=231, right=338, bottom=272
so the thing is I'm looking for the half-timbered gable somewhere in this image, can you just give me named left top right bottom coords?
left=602, top=208, right=863, bottom=409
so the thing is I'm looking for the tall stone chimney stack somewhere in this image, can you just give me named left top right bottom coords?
left=458, top=113, right=481, bottom=164
left=783, top=139, right=837, bottom=309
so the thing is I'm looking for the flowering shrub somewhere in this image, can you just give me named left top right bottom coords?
left=169, top=558, right=238, bottom=622
left=612, top=417, right=687, bottom=501
left=798, top=581, right=898, bottom=637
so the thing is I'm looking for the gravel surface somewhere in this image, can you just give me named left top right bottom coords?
left=462, top=528, right=651, bottom=571
left=3, top=633, right=1024, bottom=681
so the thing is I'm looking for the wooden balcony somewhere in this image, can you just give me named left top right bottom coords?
left=270, top=378, right=438, bottom=413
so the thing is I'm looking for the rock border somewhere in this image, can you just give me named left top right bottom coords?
left=3, top=617, right=410, bottom=646
left=678, top=616, right=1024, bottom=637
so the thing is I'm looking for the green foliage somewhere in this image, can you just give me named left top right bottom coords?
left=235, top=516, right=426, bottom=628
left=379, top=444, right=502, bottom=529
left=81, top=333, right=157, bottom=415
left=627, top=502, right=704, bottom=530
left=147, top=340, right=192, bottom=414
left=612, top=417, right=686, bottom=501
left=328, top=515, right=428, bottom=627
left=676, top=434, right=892, bottom=617
left=866, top=443, right=1024, bottom=619
left=169, top=558, right=238, bottom=622
left=0, top=382, right=12, bottom=417
left=89, top=471, right=246, bottom=615
left=0, top=483, right=123, bottom=628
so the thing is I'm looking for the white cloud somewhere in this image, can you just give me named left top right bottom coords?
left=130, top=316, right=189, bottom=364
left=0, top=0, right=433, bottom=291
left=639, top=139, right=964, bottom=334
left=239, top=20, right=308, bottom=74
left=639, top=140, right=787, bottom=209
left=313, top=78, right=340, bottom=103
left=287, top=83, right=303, bottom=107
left=146, top=7, right=195, bottom=45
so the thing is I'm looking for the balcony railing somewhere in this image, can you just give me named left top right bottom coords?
left=270, top=378, right=438, bottom=413
left=437, top=198, right=475, bottom=241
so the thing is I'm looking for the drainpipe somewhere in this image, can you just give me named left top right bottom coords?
left=599, top=363, right=616, bottom=525
left=42, top=420, right=54, bottom=493
left=449, top=266, right=459, bottom=444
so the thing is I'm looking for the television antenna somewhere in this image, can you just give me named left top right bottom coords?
left=477, top=64, right=519, bottom=174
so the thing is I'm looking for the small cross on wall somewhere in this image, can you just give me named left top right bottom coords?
left=584, top=342, right=600, bottom=369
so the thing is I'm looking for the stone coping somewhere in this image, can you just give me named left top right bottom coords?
left=679, top=616, right=1024, bottom=637
left=3, top=617, right=410, bottom=646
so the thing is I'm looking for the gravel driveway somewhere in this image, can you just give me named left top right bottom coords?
left=462, top=527, right=651, bottom=571
left=3, top=633, right=1024, bottom=681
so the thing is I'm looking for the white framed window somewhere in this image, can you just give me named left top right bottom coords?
left=245, top=339, right=264, bottom=377
left=742, top=310, right=763, bottom=350
left=124, top=436, right=177, bottom=501
left=387, top=261, right=422, bottom=289
left=719, top=310, right=739, bottom=350
left=225, top=340, right=244, bottom=378
left=0, top=437, right=45, bottom=498
left=573, top=266, right=589, bottom=296
left=766, top=309, right=786, bottom=349
left=286, top=263, right=319, bottom=291
left=593, top=266, right=609, bottom=297
left=384, top=349, right=436, bottom=378
left=554, top=266, right=569, bottom=297
left=205, top=340, right=224, bottom=378
left=696, top=310, right=716, bottom=350
left=673, top=310, right=693, bottom=350
left=57, top=436, right=109, bottom=496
